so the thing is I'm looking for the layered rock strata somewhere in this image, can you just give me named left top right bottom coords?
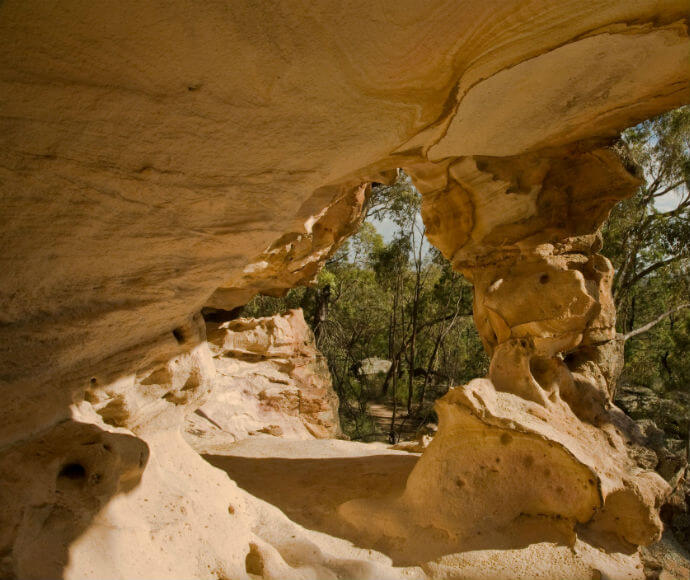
left=185, top=309, right=340, bottom=453
left=205, top=182, right=370, bottom=312
left=1, top=1, right=689, bottom=578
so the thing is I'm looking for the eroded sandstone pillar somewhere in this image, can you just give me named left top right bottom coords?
left=1, top=2, right=688, bottom=577
left=411, top=234, right=666, bottom=547
left=340, top=148, right=669, bottom=573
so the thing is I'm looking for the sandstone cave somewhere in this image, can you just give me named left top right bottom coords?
left=1, top=2, right=690, bottom=579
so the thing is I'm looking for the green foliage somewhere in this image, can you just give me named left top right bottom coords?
left=241, top=172, right=487, bottom=440
left=603, top=106, right=690, bottom=438
left=240, top=287, right=307, bottom=319
left=240, top=107, right=689, bottom=443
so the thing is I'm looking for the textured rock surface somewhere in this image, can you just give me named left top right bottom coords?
left=1, top=1, right=689, bottom=578
left=617, top=386, right=690, bottom=555
left=185, top=309, right=341, bottom=452
left=206, top=183, right=370, bottom=311
left=341, top=219, right=668, bottom=572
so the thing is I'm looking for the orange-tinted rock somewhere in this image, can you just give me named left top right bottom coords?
left=185, top=309, right=340, bottom=452
left=0, top=1, right=689, bottom=578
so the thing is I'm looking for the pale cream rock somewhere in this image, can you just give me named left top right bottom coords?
left=185, top=309, right=341, bottom=453
left=1, top=1, right=689, bottom=579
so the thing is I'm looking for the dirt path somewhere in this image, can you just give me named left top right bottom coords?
left=367, top=402, right=422, bottom=442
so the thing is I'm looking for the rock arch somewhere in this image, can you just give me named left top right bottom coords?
left=0, top=1, right=689, bottom=578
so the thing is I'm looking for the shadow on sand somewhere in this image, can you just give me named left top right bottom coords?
left=203, top=450, right=579, bottom=566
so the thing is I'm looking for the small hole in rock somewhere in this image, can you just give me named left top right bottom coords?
left=539, top=274, right=549, bottom=284
left=172, top=328, right=186, bottom=344
left=500, top=433, right=513, bottom=445
left=58, top=462, right=86, bottom=481
left=90, top=377, right=97, bottom=385
left=228, top=505, right=235, bottom=515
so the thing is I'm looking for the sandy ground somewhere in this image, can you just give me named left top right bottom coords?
left=203, top=436, right=690, bottom=579
left=366, top=403, right=421, bottom=442
left=204, top=437, right=419, bottom=546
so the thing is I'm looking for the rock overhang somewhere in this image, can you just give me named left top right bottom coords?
left=1, top=1, right=689, bottom=578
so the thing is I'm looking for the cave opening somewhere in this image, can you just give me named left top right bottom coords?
left=2, top=2, right=688, bottom=573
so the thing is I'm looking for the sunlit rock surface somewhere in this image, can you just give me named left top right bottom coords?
left=185, top=309, right=341, bottom=452
left=1, top=1, right=689, bottom=578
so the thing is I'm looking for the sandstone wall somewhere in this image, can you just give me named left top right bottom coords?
left=1, top=1, right=689, bottom=578
left=185, top=309, right=341, bottom=453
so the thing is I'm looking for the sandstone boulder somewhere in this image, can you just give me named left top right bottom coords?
left=185, top=309, right=341, bottom=452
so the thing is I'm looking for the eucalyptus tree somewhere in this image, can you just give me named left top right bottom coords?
left=603, top=105, right=690, bottom=390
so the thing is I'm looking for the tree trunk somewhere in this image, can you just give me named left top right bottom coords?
left=312, top=284, right=331, bottom=343
left=418, top=328, right=443, bottom=411
left=406, top=228, right=424, bottom=415
left=389, top=356, right=398, bottom=443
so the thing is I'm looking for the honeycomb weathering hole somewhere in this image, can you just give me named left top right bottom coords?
left=172, top=327, right=186, bottom=344
left=58, top=462, right=87, bottom=481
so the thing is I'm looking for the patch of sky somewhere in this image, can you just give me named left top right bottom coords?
left=654, top=187, right=685, bottom=212
left=369, top=211, right=432, bottom=257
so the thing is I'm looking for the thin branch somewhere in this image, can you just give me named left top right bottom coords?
left=652, top=180, right=685, bottom=197
left=624, top=255, right=686, bottom=291
left=654, top=196, right=690, bottom=219
left=622, top=303, right=690, bottom=341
